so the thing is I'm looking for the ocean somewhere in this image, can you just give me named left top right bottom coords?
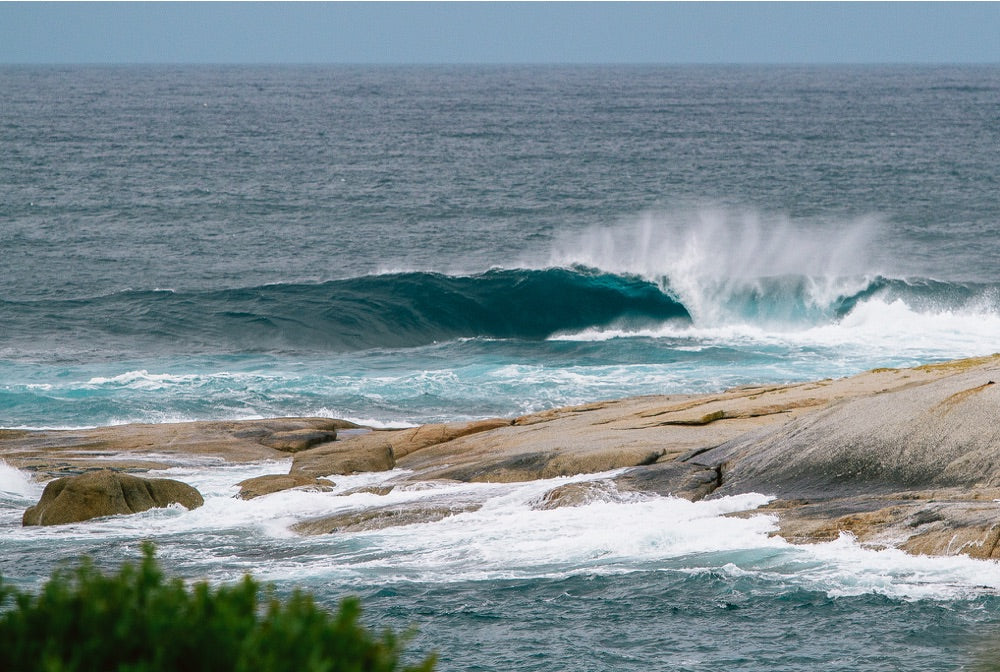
left=2, top=64, right=1000, bottom=670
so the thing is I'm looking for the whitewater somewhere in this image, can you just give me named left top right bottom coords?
left=3, top=64, right=1000, bottom=670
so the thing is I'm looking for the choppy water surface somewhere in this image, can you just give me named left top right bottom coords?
left=2, top=65, right=1000, bottom=670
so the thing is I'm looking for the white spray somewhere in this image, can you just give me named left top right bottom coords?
left=547, top=207, right=884, bottom=327
left=0, top=461, right=41, bottom=500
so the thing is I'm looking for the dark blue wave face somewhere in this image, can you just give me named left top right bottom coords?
left=3, top=267, right=999, bottom=364
left=0, top=268, right=691, bottom=360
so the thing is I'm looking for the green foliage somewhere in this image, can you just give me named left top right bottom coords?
left=0, top=544, right=435, bottom=672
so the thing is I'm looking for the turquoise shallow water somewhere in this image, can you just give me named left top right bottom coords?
left=2, top=64, right=1000, bottom=670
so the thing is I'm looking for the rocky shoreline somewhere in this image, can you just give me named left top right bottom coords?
left=4, top=354, right=1000, bottom=559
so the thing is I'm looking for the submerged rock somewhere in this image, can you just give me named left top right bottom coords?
left=22, top=469, right=203, bottom=526
left=531, top=480, right=627, bottom=510
left=292, top=500, right=482, bottom=535
left=532, top=462, right=727, bottom=510
left=236, top=474, right=335, bottom=500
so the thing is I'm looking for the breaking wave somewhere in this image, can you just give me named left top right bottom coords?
left=2, top=267, right=997, bottom=358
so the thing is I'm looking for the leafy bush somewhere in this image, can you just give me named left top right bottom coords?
left=0, top=544, right=435, bottom=672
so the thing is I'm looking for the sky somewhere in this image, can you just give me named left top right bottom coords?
left=1, top=2, right=999, bottom=65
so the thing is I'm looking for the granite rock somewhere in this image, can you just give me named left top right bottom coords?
left=22, top=469, right=203, bottom=526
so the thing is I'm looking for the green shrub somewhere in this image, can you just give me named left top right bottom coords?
left=0, top=544, right=435, bottom=672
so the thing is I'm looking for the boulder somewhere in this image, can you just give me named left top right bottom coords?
left=22, top=469, right=203, bottom=526
left=236, top=474, right=335, bottom=500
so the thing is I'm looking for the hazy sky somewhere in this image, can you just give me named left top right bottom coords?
left=2, top=2, right=999, bottom=65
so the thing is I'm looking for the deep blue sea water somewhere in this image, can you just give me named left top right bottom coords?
left=2, top=65, right=1000, bottom=670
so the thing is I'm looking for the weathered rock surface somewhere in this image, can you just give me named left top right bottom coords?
left=236, top=474, right=336, bottom=500
left=390, top=368, right=940, bottom=483
left=679, top=356, right=1000, bottom=557
left=22, top=469, right=204, bottom=526
left=338, top=485, right=395, bottom=497
left=691, top=360, right=1000, bottom=499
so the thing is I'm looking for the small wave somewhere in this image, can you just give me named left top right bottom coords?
left=86, top=370, right=206, bottom=389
